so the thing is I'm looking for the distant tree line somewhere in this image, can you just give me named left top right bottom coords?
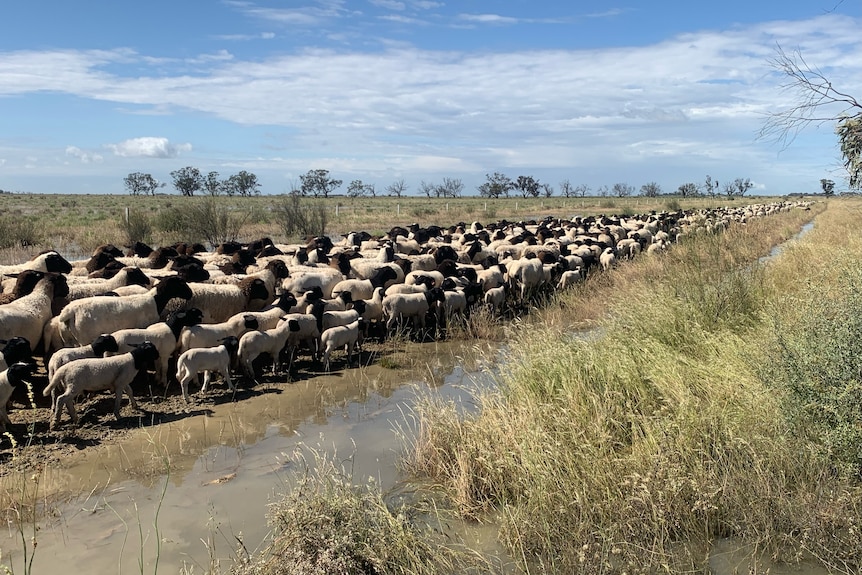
left=121, top=167, right=801, bottom=199
left=124, top=167, right=261, bottom=196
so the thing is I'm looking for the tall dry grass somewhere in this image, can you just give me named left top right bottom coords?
left=405, top=200, right=862, bottom=573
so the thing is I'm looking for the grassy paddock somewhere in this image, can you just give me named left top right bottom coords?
left=404, top=199, right=862, bottom=573
left=0, top=192, right=790, bottom=262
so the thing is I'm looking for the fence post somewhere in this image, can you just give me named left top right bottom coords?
left=484, top=202, right=487, bottom=211
left=397, top=204, right=400, bottom=216
left=125, top=207, right=129, bottom=223
left=335, top=204, right=339, bottom=217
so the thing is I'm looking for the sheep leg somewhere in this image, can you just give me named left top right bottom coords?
left=179, top=373, right=193, bottom=403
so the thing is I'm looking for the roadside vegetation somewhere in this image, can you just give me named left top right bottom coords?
left=405, top=199, right=862, bottom=574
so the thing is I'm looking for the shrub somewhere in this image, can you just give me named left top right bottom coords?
left=273, top=195, right=327, bottom=239
left=154, top=198, right=248, bottom=248
left=0, top=215, right=42, bottom=249
left=118, top=209, right=153, bottom=246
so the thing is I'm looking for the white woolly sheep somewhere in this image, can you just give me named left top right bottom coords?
left=0, top=363, right=35, bottom=431
left=505, top=256, right=544, bottom=302
left=44, top=341, right=160, bottom=429
left=282, top=266, right=344, bottom=299
left=0, top=272, right=69, bottom=351
left=599, top=247, right=616, bottom=271
left=112, top=308, right=204, bottom=388
left=176, top=335, right=240, bottom=402
left=556, top=269, right=585, bottom=291
left=382, top=288, right=445, bottom=333
left=47, top=333, right=119, bottom=385
left=320, top=319, right=362, bottom=372
left=483, top=284, right=507, bottom=313
left=238, top=318, right=300, bottom=382
left=178, top=277, right=271, bottom=324
left=330, top=265, right=399, bottom=301
left=57, top=276, right=193, bottom=347
left=65, top=267, right=152, bottom=301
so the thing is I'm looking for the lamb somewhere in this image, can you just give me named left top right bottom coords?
left=320, top=319, right=362, bottom=372
left=0, top=337, right=33, bottom=373
left=44, top=341, right=160, bottom=429
left=483, top=284, right=507, bottom=313
left=224, top=291, right=298, bottom=333
left=47, top=333, right=119, bottom=384
left=0, top=363, right=35, bottom=431
left=556, top=268, right=585, bottom=290
left=0, top=272, right=69, bottom=351
left=382, top=287, right=446, bottom=334
left=238, top=318, right=300, bottom=382
left=176, top=335, right=241, bottom=402
left=318, top=301, right=367, bottom=333
left=599, top=247, right=617, bottom=271
left=112, top=308, right=205, bottom=388
left=348, top=260, right=405, bottom=287
left=282, top=266, right=344, bottom=299
left=57, top=276, right=193, bottom=347
left=278, top=313, right=322, bottom=373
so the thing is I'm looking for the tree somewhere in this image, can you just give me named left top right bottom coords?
left=386, top=178, right=408, bottom=198
left=574, top=184, right=590, bottom=197
left=612, top=182, right=634, bottom=198
left=224, top=171, right=261, bottom=197
left=418, top=180, right=436, bottom=198
left=203, top=171, right=222, bottom=196
left=820, top=178, right=835, bottom=196
left=515, top=175, right=541, bottom=198
left=639, top=182, right=662, bottom=197
left=760, top=45, right=862, bottom=190
left=171, top=166, right=203, bottom=196
left=677, top=182, right=699, bottom=198
left=347, top=179, right=374, bottom=198
left=477, top=172, right=514, bottom=198
left=703, top=175, right=719, bottom=198
left=439, top=177, right=463, bottom=198
left=124, top=172, right=164, bottom=196
left=596, top=185, right=609, bottom=197
left=728, top=177, right=753, bottom=197
left=558, top=179, right=573, bottom=198
left=300, top=169, right=342, bottom=198
left=541, top=183, right=554, bottom=198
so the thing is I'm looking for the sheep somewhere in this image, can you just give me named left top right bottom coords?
left=347, top=260, right=405, bottom=287
left=0, top=251, right=73, bottom=277
left=505, top=255, right=544, bottom=302
left=557, top=269, right=585, bottom=291
left=438, top=288, right=468, bottom=326
left=278, top=313, right=322, bottom=373
left=0, top=363, right=35, bottom=431
left=1, top=268, right=59, bottom=300
left=238, top=318, right=300, bottom=382
left=320, top=319, right=362, bottom=372
left=44, top=341, right=160, bottom=429
left=382, top=287, right=446, bottom=334
left=224, top=291, right=298, bottom=333
left=177, top=312, right=259, bottom=356
left=0, top=337, right=33, bottom=373
left=175, top=277, right=271, bottom=324
left=0, top=272, right=69, bottom=351
left=205, top=259, right=290, bottom=305
left=176, top=336, right=241, bottom=402
left=57, top=276, right=193, bottom=347
left=112, top=308, right=204, bottom=388
left=330, top=266, right=399, bottom=301
left=359, top=287, right=385, bottom=324
left=484, top=284, right=507, bottom=313
left=282, top=266, right=344, bottom=299
left=318, top=301, right=367, bottom=333
left=599, top=247, right=616, bottom=271
left=47, top=333, right=119, bottom=385
left=64, top=267, right=152, bottom=301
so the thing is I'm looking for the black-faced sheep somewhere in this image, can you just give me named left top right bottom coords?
left=176, top=335, right=240, bottom=402
left=57, top=276, right=193, bottom=347
left=44, top=341, right=160, bottom=429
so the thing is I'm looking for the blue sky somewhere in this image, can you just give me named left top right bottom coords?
left=1, top=1, right=860, bottom=196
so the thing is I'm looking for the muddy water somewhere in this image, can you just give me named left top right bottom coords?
left=2, top=341, right=502, bottom=574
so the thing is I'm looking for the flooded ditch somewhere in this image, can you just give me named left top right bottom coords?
left=0, top=340, right=504, bottom=573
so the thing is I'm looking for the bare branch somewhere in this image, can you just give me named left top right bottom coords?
left=758, top=44, right=862, bottom=150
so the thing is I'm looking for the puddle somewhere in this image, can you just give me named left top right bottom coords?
left=0, top=341, right=501, bottom=573
left=758, top=221, right=815, bottom=264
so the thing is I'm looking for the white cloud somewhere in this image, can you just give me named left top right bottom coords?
left=65, top=146, right=104, bottom=164
left=458, top=13, right=518, bottom=25
left=107, top=137, right=192, bottom=158
left=370, top=0, right=405, bottom=10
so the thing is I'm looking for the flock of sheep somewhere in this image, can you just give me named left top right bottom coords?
left=0, top=200, right=812, bottom=433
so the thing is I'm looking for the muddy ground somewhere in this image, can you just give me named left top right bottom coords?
left=0, top=341, right=399, bottom=475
